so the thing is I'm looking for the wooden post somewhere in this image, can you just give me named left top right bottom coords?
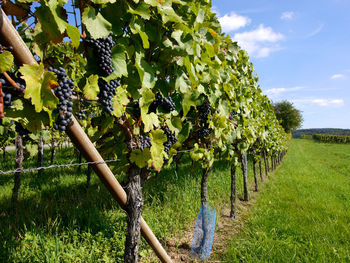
left=0, top=8, right=172, bottom=263
left=241, top=151, right=249, bottom=202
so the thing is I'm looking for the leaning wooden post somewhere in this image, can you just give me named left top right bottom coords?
left=0, top=9, right=172, bottom=263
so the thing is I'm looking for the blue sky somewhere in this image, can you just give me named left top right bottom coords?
left=212, top=0, right=350, bottom=129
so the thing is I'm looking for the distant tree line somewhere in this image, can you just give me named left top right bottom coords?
left=293, top=128, right=350, bottom=138
left=272, top=101, right=303, bottom=133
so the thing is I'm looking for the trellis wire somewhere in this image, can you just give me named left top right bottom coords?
left=0, top=142, right=245, bottom=175
left=0, top=159, right=121, bottom=175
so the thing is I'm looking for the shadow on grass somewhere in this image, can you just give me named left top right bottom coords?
left=0, top=176, right=126, bottom=262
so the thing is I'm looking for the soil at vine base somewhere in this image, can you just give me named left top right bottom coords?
left=141, top=181, right=262, bottom=263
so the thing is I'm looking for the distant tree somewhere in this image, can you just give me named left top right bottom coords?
left=273, top=100, right=303, bottom=133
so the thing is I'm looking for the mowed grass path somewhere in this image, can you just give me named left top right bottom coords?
left=224, top=139, right=350, bottom=262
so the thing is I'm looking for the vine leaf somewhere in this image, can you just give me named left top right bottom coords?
left=158, top=3, right=183, bottom=23
left=139, top=88, right=159, bottom=132
left=36, top=1, right=65, bottom=43
left=128, top=2, right=151, bottom=20
left=112, top=85, right=129, bottom=117
left=143, top=112, right=159, bottom=132
left=130, top=148, right=151, bottom=168
left=0, top=51, right=14, bottom=73
left=65, top=23, right=80, bottom=48
left=83, top=74, right=99, bottom=100
left=82, top=6, right=112, bottom=39
left=135, top=52, right=155, bottom=89
left=130, top=18, right=150, bottom=49
left=20, top=63, right=59, bottom=112
left=149, top=129, right=167, bottom=171
left=5, top=99, right=49, bottom=133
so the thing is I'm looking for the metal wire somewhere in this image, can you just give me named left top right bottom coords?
left=0, top=159, right=121, bottom=175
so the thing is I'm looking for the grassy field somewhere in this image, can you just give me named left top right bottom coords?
left=2, top=139, right=348, bottom=262
left=224, top=139, right=350, bottom=262
left=0, top=144, right=258, bottom=262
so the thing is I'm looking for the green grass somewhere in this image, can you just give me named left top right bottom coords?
left=224, top=139, right=350, bottom=262
left=0, top=145, right=257, bottom=262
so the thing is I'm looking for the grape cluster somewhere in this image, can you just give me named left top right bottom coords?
left=98, top=78, right=120, bottom=114
left=162, top=126, right=177, bottom=154
left=48, top=67, right=74, bottom=132
left=149, top=93, right=176, bottom=113
left=197, top=102, right=212, bottom=138
left=229, top=111, right=237, bottom=120
left=0, top=77, right=25, bottom=109
left=86, top=35, right=115, bottom=76
left=76, top=111, right=86, bottom=120
left=137, top=136, right=152, bottom=151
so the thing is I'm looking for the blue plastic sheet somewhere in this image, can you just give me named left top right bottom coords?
left=190, top=204, right=216, bottom=260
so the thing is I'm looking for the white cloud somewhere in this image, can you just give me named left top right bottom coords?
left=218, top=12, right=251, bottom=32
left=312, top=99, right=344, bottom=107
left=292, top=98, right=345, bottom=108
left=331, top=74, right=345, bottom=79
left=306, top=23, right=324, bottom=38
left=233, top=24, right=284, bottom=58
left=281, top=11, right=295, bottom=20
left=265, top=86, right=304, bottom=96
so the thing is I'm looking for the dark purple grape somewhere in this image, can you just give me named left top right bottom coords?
left=148, top=93, right=175, bottom=113
left=48, top=67, right=74, bottom=132
left=138, top=136, right=152, bottom=151
left=86, top=35, right=115, bottom=76
left=98, top=78, right=120, bottom=114
left=0, top=76, right=25, bottom=109
left=162, top=126, right=177, bottom=154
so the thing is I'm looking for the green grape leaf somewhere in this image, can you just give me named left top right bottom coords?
left=83, top=75, right=99, bottom=100
left=25, top=143, right=38, bottom=158
left=144, top=0, right=160, bottom=7
left=159, top=4, right=183, bottom=23
left=142, top=112, right=159, bottom=132
left=130, top=148, right=151, bottom=168
left=190, top=144, right=204, bottom=162
left=128, top=2, right=151, bottom=19
left=166, top=116, right=182, bottom=135
left=82, top=6, right=112, bottom=39
left=36, top=0, right=67, bottom=43
left=149, top=129, right=167, bottom=171
left=177, top=122, right=191, bottom=143
left=5, top=100, right=49, bottom=133
left=20, top=63, right=59, bottom=112
left=182, top=93, right=197, bottom=117
left=195, top=8, right=205, bottom=24
left=65, top=23, right=80, bottom=48
left=112, top=85, right=129, bottom=117
left=0, top=51, right=14, bottom=73
left=139, top=88, right=159, bottom=131
left=129, top=18, right=149, bottom=49
left=212, top=114, right=227, bottom=129
left=135, top=52, right=155, bottom=89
